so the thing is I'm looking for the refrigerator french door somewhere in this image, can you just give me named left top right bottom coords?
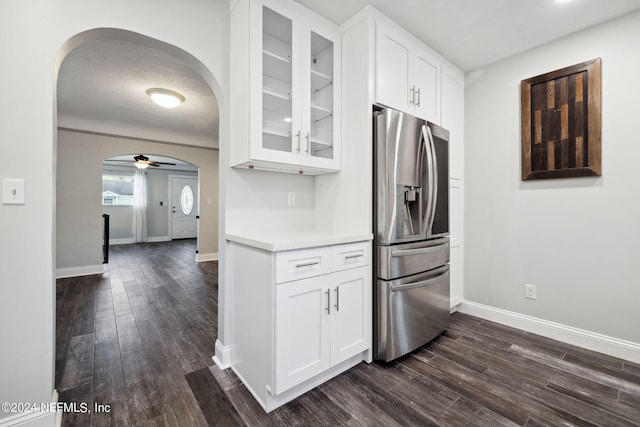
left=373, top=106, right=450, bottom=362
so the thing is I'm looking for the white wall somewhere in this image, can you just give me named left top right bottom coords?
left=103, top=205, right=134, bottom=239
left=225, top=169, right=316, bottom=233
left=464, top=11, right=640, bottom=344
left=0, top=1, right=228, bottom=423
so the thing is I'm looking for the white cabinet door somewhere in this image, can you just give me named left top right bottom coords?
left=441, top=63, right=465, bottom=180
left=413, top=46, right=440, bottom=123
left=375, top=24, right=411, bottom=112
left=251, top=1, right=301, bottom=166
left=330, top=267, right=370, bottom=364
left=376, top=21, right=442, bottom=122
left=302, top=20, right=340, bottom=171
left=275, top=275, right=330, bottom=394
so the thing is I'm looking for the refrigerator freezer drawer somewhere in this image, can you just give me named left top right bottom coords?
left=376, top=265, right=450, bottom=362
left=378, top=238, right=449, bottom=280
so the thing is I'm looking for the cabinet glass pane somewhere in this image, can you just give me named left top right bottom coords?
left=263, top=7, right=293, bottom=153
left=309, top=32, right=333, bottom=160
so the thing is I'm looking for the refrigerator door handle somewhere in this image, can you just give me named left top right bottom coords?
left=425, top=125, right=438, bottom=236
left=390, top=245, right=444, bottom=257
left=390, top=266, right=449, bottom=292
left=421, top=125, right=434, bottom=235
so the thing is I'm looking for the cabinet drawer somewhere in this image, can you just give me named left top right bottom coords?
left=276, top=247, right=331, bottom=283
left=330, top=242, right=371, bottom=272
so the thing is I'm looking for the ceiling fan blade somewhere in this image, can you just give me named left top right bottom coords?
left=152, top=161, right=177, bottom=166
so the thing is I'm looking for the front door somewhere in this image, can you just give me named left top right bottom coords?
left=171, top=176, right=198, bottom=239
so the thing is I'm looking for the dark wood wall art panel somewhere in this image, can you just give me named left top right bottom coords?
left=521, top=58, right=601, bottom=180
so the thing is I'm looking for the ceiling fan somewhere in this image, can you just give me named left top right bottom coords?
left=104, top=154, right=177, bottom=169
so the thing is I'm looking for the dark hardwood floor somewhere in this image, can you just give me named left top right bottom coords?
left=56, top=240, right=640, bottom=426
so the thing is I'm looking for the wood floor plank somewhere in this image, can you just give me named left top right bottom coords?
left=58, top=382, right=94, bottom=427
left=321, top=372, right=405, bottom=427
left=111, top=292, right=132, bottom=317
left=128, top=296, right=154, bottom=322
left=296, top=387, right=354, bottom=426
left=59, top=334, right=95, bottom=391
left=93, top=340, right=125, bottom=405
left=510, top=344, right=640, bottom=397
left=94, top=309, right=117, bottom=344
left=401, top=354, right=564, bottom=425
left=225, top=382, right=285, bottom=427
left=359, top=363, right=479, bottom=426
left=485, top=366, right=637, bottom=426
left=185, top=367, right=245, bottom=427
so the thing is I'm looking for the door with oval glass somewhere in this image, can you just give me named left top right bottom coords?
left=170, top=176, right=198, bottom=239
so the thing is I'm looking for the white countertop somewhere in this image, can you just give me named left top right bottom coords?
left=226, top=230, right=373, bottom=252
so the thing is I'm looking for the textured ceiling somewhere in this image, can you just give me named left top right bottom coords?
left=296, top=0, right=640, bottom=71
left=57, top=37, right=219, bottom=148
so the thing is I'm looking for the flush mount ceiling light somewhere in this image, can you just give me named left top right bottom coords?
left=146, top=88, right=185, bottom=108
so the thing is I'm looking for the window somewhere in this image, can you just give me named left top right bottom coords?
left=102, top=174, right=134, bottom=206
left=180, top=185, right=194, bottom=215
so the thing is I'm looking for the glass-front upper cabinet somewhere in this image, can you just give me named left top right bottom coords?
left=230, top=0, right=340, bottom=175
left=308, top=32, right=334, bottom=163
left=261, top=7, right=294, bottom=155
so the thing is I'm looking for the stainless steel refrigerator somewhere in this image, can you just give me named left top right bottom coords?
left=373, top=106, right=451, bottom=362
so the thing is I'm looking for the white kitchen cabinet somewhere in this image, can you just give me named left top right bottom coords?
left=375, top=19, right=440, bottom=123
left=227, top=235, right=372, bottom=412
left=230, top=0, right=341, bottom=174
left=275, top=265, right=370, bottom=394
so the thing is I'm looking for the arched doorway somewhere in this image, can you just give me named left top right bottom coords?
left=53, top=28, right=225, bottom=423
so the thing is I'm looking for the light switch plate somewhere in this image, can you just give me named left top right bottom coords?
left=3, top=179, right=25, bottom=204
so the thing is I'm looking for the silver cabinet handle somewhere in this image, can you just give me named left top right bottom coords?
left=295, top=261, right=319, bottom=268
left=325, top=289, right=330, bottom=314
left=334, top=287, right=340, bottom=311
left=296, top=130, right=301, bottom=153
left=305, top=132, right=310, bottom=154
left=344, top=253, right=363, bottom=260
left=409, top=85, right=415, bottom=105
left=415, top=87, right=421, bottom=107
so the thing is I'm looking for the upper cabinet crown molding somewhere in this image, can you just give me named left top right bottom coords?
left=230, top=0, right=341, bottom=175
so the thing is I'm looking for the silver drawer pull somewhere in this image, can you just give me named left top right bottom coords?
left=343, top=253, right=363, bottom=260
left=295, top=261, right=319, bottom=268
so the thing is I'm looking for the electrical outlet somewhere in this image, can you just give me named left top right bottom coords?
left=287, top=192, right=296, bottom=207
left=525, top=284, right=537, bottom=300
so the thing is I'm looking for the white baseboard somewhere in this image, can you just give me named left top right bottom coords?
left=109, top=236, right=170, bottom=245
left=146, top=236, right=171, bottom=243
left=459, top=300, right=640, bottom=364
left=0, top=390, right=59, bottom=427
left=56, top=264, right=104, bottom=279
left=109, top=237, right=134, bottom=245
left=197, top=252, right=218, bottom=262
left=212, top=339, right=231, bottom=369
